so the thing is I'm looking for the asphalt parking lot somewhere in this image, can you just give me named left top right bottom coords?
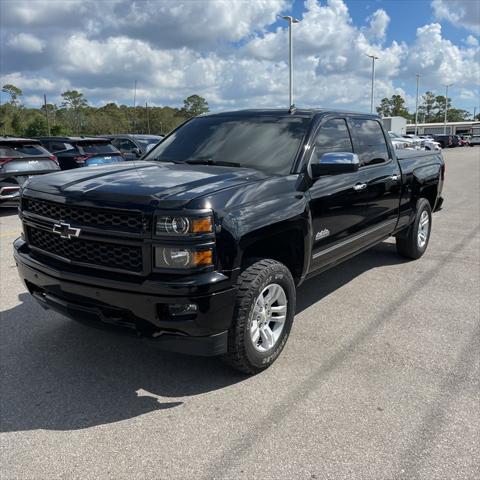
left=1, top=147, right=479, bottom=480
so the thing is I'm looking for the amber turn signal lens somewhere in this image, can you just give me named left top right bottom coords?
left=193, top=249, right=213, bottom=266
left=191, top=217, right=213, bottom=234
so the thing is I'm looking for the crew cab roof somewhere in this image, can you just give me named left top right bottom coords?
left=200, top=108, right=381, bottom=119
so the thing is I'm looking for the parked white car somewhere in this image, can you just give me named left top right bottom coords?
left=388, top=132, right=415, bottom=150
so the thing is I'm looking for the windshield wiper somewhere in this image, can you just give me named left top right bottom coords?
left=150, top=157, right=182, bottom=164
left=185, top=157, right=242, bottom=167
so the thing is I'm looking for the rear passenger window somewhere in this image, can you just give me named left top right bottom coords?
left=314, top=119, right=353, bottom=161
left=352, top=119, right=390, bottom=166
left=50, top=142, right=70, bottom=152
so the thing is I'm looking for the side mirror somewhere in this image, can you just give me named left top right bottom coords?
left=133, top=147, right=142, bottom=157
left=311, top=152, right=360, bottom=177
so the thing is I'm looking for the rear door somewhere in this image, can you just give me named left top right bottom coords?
left=349, top=117, right=402, bottom=241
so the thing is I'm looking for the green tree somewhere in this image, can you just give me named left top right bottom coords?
left=182, top=94, right=209, bottom=118
left=376, top=94, right=411, bottom=120
left=376, top=97, right=392, bottom=117
left=446, top=108, right=471, bottom=122
left=61, top=90, right=88, bottom=133
left=432, top=95, right=452, bottom=121
left=24, top=114, right=48, bottom=137
left=11, top=111, right=25, bottom=136
left=418, top=91, right=436, bottom=122
left=50, top=124, right=69, bottom=136
left=2, top=84, right=23, bottom=107
left=61, top=90, right=88, bottom=110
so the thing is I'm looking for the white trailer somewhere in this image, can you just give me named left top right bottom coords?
left=382, top=117, right=407, bottom=134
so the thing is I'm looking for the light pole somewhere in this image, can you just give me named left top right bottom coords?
left=365, top=54, right=379, bottom=113
left=278, top=15, right=301, bottom=108
left=443, top=83, right=453, bottom=134
left=414, top=73, right=421, bottom=136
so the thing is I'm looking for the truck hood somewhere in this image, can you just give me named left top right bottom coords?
left=24, top=161, right=270, bottom=209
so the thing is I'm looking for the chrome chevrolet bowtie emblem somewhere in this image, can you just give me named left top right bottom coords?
left=52, top=222, right=81, bottom=239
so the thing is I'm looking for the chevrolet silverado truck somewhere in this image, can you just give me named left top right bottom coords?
left=14, top=109, right=444, bottom=374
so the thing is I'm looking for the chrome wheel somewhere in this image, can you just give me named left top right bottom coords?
left=250, top=283, right=287, bottom=352
left=417, top=210, right=430, bottom=248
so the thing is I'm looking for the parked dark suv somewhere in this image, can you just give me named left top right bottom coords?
left=432, top=134, right=458, bottom=148
left=36, top=137, right=124, bottom=170
left=105, top=134, right=163, bottom=160
left=0, top=137, right=59, bottom=206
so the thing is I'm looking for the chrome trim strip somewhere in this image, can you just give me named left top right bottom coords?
left=312, top=218, right=397, bottom=260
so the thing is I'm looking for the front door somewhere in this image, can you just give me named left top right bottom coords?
left=308, top=117, right=371, bottom=272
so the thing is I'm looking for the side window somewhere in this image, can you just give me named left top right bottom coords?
left=352, top=119, right=390, bottom=166
left=313, top=118, right=353, bottom=162
left=50, top=142, right=69, bottom=152
left=118, top=139, right=136, bottom=152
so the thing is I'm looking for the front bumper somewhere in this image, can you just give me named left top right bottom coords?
left=14, top=238, right=236, bottom=356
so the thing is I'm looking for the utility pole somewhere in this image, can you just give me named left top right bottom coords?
left=365, top=54, right=379, bottom=113
left=146, top=101, right=150, bottom=134
left=43, top=93, right=51, bottom=136
left=443, top=83, right=453, bottom=134
left=473, top=106, right=477, bottom=121
left=133, top=80, right=137, bottom=134
left=414, top=74, right=421, bottom=136
left=278, top=15, right=301, bottom=108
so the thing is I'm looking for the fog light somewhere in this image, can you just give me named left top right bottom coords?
left=168, top=303, right=198, bottom=317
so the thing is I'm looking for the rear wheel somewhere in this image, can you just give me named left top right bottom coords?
left=222, top=259, right=296, bottom=374
left=396, top=198, right=432, bottom=259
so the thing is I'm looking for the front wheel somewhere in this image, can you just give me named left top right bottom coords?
left=222, top=259, right=296, bottom=374
left=396, top=198, right=432, bottom=259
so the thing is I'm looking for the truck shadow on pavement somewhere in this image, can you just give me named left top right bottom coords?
left=0, top=241, right=407, bottom=432
left=0, top=207, right=18, bottom=217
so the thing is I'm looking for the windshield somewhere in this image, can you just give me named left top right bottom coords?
left=0, top=143, right=51, bottom=158
left=144, top=115, right=310, bottom=175
left=79, top=142, right=119, bottom=154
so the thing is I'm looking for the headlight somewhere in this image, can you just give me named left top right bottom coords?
left=154, top=246, right=213, bottom=269
left=155, top=215, right=213, bottom=236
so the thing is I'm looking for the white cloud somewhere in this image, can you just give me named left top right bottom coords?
left=363, top=9, right=390, bottom=42
left=432, top=0, right=480, bottom=35
left=465, top=35, right=479, bottom=47
left=6, top=33, right=45, bottom=53
left=0, top=0, right=477, bottom=113
left=404, top=23, right=480, bottom=90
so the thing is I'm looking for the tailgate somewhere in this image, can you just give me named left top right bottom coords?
left=85, top=154, right=125, bottom=166
left=1, top=158, right=59, bottom=175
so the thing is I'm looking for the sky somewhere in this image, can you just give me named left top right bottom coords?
left=0, top=0, right=479, bottom=115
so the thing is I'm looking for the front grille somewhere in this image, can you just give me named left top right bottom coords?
left=28, top=227, right=143, bottom=273
left=23, top=198, right=144, bottom=232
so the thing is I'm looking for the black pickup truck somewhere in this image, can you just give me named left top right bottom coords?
left=14, top=109, right=444, bottom=373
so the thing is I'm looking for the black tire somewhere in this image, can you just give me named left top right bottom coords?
left=396, top=198, right=432, bottom=259
left=222, top=259, right=296, bottom=375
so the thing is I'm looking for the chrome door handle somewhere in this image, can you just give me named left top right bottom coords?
left=353, top=183, right=367, bottom=191
left=390, top=174, right=400, bottom=181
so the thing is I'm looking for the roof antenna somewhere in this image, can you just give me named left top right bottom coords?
left=289, top=104, right=296, bottom=114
